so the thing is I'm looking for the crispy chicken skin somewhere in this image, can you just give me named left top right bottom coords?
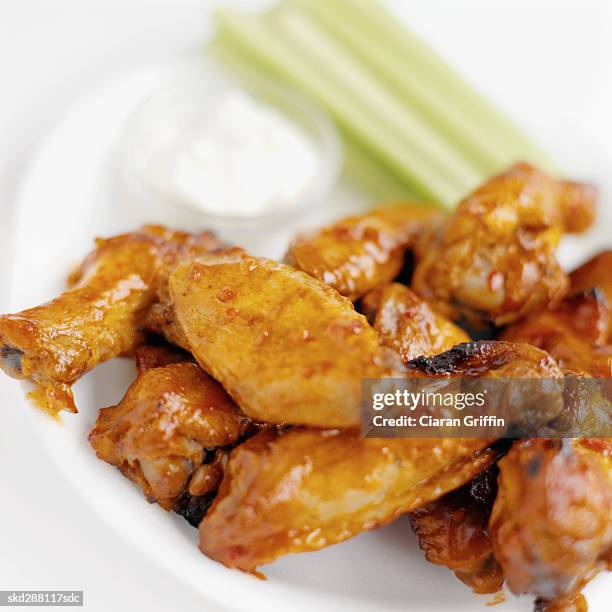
left=362, top=283, right=470, bottom=362
left=407, top=341, right=565, bottom=435
left=89, top=361, right=249, bottom=510
left=199, top=429, right=496, bottom=574
left=0, top=226, right=221, bottom=414
left=490, top=439, right=612, bottom=607
left=410, top=464, right=504, bottom=595
left=412, top=163, right=596, bottom=326
left=286, top=204, right=443, bottom=300
left=407, top=340, right=563, bottom=379
left=152, top=249, right=389, bottom=428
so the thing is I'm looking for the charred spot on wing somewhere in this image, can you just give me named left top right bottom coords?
left=173, top=491, right=217, bottom=528
left=406, top=341, right=497, bottom=375
left=0, top=345, right=24, bottom=376
left=469, top=463, right=499, bottom=505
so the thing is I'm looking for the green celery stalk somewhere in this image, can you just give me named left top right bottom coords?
left=330, top=0, right=554, bottom=170
left=214, top=9, right=462, bottom=205
left=269, top=4, right=483, bottom=196
left=291, top=0, right=513, bottom=173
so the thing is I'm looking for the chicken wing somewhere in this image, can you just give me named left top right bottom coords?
left=412, top=163, right=596, bottom=326
left=151, top=249, right=389, bottom=427
left=199, top=429, right=496, bottom=574
left=286, top=204, right=443, bottom=300
left=501, top=291, right=612, bottom=378
left=89, top=361, right=249, bottom=513
left=410, top=463, right=504, bottom=594
left=490, top=438, right=612, bottom=608
left=501, top=252, right=612, bottom=377
left=0, top=226, right=221, bottom=414
left=362, top=283, right=470, bottom=362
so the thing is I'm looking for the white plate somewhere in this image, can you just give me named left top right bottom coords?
left=8, top=64, right=612, bottom=612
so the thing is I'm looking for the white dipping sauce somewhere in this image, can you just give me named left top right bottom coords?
left=145, top=90, right=318, bottom=217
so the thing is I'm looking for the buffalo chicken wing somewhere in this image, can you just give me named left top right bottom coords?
left=89, top=361, right=249, bottom=511
left=490, top=439, right=612, bottom=608
left=410, top=463, right=504, bottom=594
left=199, top=429, right=496, bottom=574
left=412, top=163, right=596, bottom=325
left=151, top=249, right=389, bottom=427
left=286, top=204, right=443, bottom=300
left=0, top=226, right=221, bottom=414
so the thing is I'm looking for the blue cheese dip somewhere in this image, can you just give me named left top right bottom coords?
left=145, top=89, right=319, bottom=217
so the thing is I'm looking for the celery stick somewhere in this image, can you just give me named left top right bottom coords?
left=332, top=0, right=554, bottom=170
left=270, top=4, right=482, bottom=196
left=214, top=9, right=461, bottom=205
left=292, top=0, right=512, bottom=173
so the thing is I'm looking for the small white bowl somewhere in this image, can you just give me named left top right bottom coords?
left=117, top=63, right=343, bottom=230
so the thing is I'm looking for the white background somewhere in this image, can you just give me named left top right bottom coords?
left=0, top=1, right=610, bottom=611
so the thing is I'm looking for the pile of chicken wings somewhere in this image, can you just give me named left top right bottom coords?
left=0, top=163, right=610, bottom=611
